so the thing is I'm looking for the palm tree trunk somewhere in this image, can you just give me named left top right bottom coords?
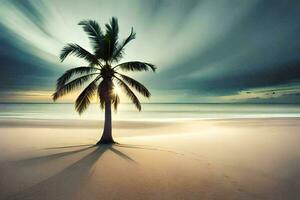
left=97, top=99, right=114, bottom=144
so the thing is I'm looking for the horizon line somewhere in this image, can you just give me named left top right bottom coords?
left=0, top=102, right=300, bottom=105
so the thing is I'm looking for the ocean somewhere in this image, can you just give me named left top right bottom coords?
left=0, top=103, right=299, bottom=121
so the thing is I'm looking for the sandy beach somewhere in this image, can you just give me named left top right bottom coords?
left=0, top=118, right=299, bottom=200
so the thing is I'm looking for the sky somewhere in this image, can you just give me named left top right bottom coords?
left=0, top=0, right=300, bottom=103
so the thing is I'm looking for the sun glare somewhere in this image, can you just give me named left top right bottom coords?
left=113, top=85, right=121, bottom=95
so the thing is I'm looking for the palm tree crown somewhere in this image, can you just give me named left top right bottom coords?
left=53, top=17, right=156, bottom=114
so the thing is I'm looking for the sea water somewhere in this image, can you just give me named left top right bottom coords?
left=0, top=103, right=299, bottom=121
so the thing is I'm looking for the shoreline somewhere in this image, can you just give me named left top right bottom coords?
left=0, top=117, right=299, bottom=128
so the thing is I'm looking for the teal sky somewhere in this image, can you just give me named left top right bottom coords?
left=0, top=0, right=300, bottom=103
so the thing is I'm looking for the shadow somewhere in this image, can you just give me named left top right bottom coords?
left=15, top=145, right=97, bottom=166
left=6, top=142, right=189, bottom=200
left=115, top=143, right=183, bottom=156
left=43, top=144, right=94, bottom=150
left=108, top=146, right=136, bottom=163
left=6, top=144, right=135, bottom=200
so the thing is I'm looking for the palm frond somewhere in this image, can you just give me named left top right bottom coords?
left=116, top=73, right=150, bottom=97
left=112, top=27, right=136, bottom=62
left=112, top=93, right=120, bottom=111
left=55, top=18, right=155, bottom=115
left=60, top=43, right=99, bottom=65
left=105, top=17, right=119, bottom=58
left=56, top=67, right=100, bottom=90
left=53, top=74, right=98, bottom=101
left=75, top=79, right=98, bottom=114
left=122, top=27, right=136, bottom=48
left=115, top=77, right=141, bottom=111
left=105, top=17, right=119, bottom=43
left=114, top=61, right=156, bottom=72
left=78, top=20, right=103, bottom=51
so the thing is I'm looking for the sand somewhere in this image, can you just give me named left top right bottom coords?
left=0, top=118, right=299, bottom=200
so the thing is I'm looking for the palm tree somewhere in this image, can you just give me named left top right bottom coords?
left=52, top=17, right=156, bottom=144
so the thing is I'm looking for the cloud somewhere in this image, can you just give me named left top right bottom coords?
left=0, top=26, right=60, bottom=91
left=0, top=0, right=300, bottom=103
left=220, top=84, right=300, bottom=103
left=146, top=0, right=300, bottom=100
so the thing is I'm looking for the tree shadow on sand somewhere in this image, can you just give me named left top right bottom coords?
left=7, top=144, right=136, bottom=200
left=6, top=143, right=184, bottom=200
